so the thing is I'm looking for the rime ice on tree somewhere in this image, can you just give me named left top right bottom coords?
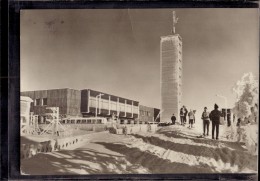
left=160, top=11, right=182, bottom=122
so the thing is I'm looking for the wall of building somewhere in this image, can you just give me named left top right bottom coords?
left=81, top=89, right=139, bottom=119
left=139, top=105, right=154, bottom=122
left=160, top=35, right=182, bottom=122
left=21, top=88, right=160, bottom=123
left=21, top=89, right=81, bottom=118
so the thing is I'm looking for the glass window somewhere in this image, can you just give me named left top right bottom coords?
left=35, top=99, right=40, bottom=106
left=43, top=98, right=47, bottom=105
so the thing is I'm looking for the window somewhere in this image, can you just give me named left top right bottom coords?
left=35, top=99, right=40, bottom=106
left=179, top=59, right=182, bottom=62
left=43, top=98, right=47, bottom=106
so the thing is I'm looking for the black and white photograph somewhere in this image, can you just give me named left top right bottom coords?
left=19, top=8, right=258, bottom=175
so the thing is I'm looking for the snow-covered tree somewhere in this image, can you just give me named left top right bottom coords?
left=232, top=72, right=258, bottom=122
left=228, top=73, right=258, bottom=155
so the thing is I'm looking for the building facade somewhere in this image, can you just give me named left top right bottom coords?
left=160, top=34, right=182, bottom=122
left=21, top=88, right=160, bottom=123
left=21, top=89, right=82, bottom=122
left=139, top=105, right=154, bottom=122
left=81, top=89, right=139, bottom=120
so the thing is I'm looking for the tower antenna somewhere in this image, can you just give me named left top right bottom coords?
left=172, top=11, right=179, bottom=34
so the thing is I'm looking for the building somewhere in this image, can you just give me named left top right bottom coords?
left=20, top=96, right=33, bottom=134
left=21, top=88, right=82, bottom=122
left=21, top=88, right=160, bottom=124
left=160, top=12, right=182, bottom=122
left=139, top=105, right=154, bottom=122
left=81, top=89, right=139, bottom=120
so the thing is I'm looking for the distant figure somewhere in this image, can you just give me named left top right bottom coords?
left=209, top=104, right=222, bottom=140
left=193, top=110, right=196, bottom=123
left=180, top=108, right=184, bottom=125
left=188, top=109, right=195, bottom=128
left=171, top=114, right=176, bottom=125
left=236, top=118, right=241, bottom=127
left=183, top=106, right=188, bottom=124
left=201, top=107, right=210, bottom=136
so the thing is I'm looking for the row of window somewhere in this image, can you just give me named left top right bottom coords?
left=140, top=110, right=152, bottom=117
left=89, top=97, right=139, bottom=114
left=32, top=98, right=47, bottom=106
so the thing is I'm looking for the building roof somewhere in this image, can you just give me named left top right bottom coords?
left=20, top=96, right=33, bottom=102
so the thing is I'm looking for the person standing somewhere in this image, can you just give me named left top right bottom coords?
left=201, top=107, right=210, bottom=136
left=193, top=110, right=196, bottom=124
left=183, top=106, right=188, bottom=125
left=188, top=109, right=195, bottom=128
left=171, top=114, right=176, bottom=125
left=209, top=104, right=222, bottom=140
left=180, top=108, right=184, bottom=125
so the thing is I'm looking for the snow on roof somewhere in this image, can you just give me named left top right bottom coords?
left=20, top=96, right=33, bottom=102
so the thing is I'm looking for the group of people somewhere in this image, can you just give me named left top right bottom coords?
left=171, top=105, right=196, bottom=128
left=180, top=106, right=196, bottom=128
left=201, top=104, right=222, bottom=140
left=171, top=103, right=223, bottom=140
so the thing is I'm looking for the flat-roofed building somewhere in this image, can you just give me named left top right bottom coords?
left=21, top=88, right=81, bottom=122
left=81, top=89, right=139, bottom=120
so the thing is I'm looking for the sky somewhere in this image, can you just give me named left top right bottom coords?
left=21, top=9, right=259, bottom=117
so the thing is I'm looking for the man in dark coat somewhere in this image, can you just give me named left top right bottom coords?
left=171, top=114, right=176, bottom=125
left=209, top=104, right=222, bottom=140
left=183, top=106, right=188, bottom=124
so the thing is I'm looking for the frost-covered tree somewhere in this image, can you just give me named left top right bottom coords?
left=232, top=72, right=258, bottom=122
left=227, top=73, right=259, bottom=154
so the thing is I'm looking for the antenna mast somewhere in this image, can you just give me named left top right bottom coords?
left=172, top=11, right=178, bottom=34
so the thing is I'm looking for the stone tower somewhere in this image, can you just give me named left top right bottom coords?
left=160, top=11, right=182, bottom=122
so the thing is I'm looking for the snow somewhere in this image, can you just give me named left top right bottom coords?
left=21, top=125, right=257, bottom=174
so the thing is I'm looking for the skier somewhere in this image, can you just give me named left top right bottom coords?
left=209, top=104, right=222, bottom=140
left=188, top=109, right=195, bottom=128
left=201, top=107, right=210, bottom=136
left=171, top=114, right=176, bottom=125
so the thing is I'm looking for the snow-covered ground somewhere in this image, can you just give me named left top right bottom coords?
left=21, top=124, right=258, bottom=175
